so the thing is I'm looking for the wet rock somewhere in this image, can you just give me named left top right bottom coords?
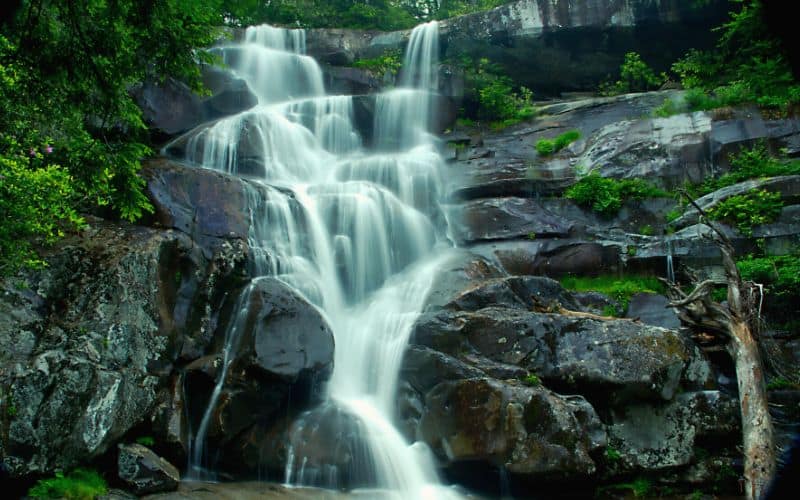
left=412, top=306, right=711, bottom=403
left=143, top=159, right=251, bottom=245
left=232, top=278, right=335, bottom=383
left=118, top=443, right=180, bottom=494
left=141, top=481, right=351, bottom=499
left=625, top=293, right=681, bottom=330
left=419, top=378, right=604, bottom=477
left=606, top=391, right=740, bottom=470
left=131, top=78, right=204, bottom=139
left=579, top=112, right=713, bottom=188
left=445, top=197, right=573, bottom=244
left=0, top=219, right=247, bottom=478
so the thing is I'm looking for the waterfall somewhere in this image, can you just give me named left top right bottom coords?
left=179, top=21, right=461, bottom=498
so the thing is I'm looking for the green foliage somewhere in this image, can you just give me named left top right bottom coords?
left=0, top=1, right=229, bottom=274
left=459, top=57, right=535, bottom=127
left=599, top=477, right=652, bottom=498
left=523, top=373, right=541, bottom=386
left=353, top=49, right=403, bottom=77
left=672, top=0, right=800, bottom=111
left=639, top=224, right=654, bottom=236
left=136, top=435, right=156, bottom=447
left=707, top=189, right=782, bottom=235
left=653, top=97, right=680, bottom=117
left=700, top=143, right=800, bottom=195
left=605, top=446, right=622, bottom=462
left=28, top=468, right=108, bottom=500
left=565, top=173, right=668, bottom=216
left=766, top=377, right=799, bottom=390
left=600, top=52, right=665, bottom=96
left=536, top=130, right=581, bottom=156
left=559, top=275, right=664, bottom=315
left=738, top=253, right=800, bottom=317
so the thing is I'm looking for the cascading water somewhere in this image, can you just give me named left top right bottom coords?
left=175, top=21, right=461, bottom=498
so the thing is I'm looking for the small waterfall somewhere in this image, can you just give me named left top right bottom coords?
left=666, top=237, right=676, bottom=283
left=178, top=21, right=460, bottom=498
left=188, top=281, right=257, bottom=479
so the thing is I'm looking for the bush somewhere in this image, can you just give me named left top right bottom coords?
left=353, top=49, right=402, bottom=77
left=707, top=189, right=782, bottom=235
left=565, top=173, right=668, bottom=216
left=536, top=130, right=580, bottom=157
left=672, top=0, right=800, bottom=111
left=600, top=52, right=665, bottom=96
left=28, top=468, right=108, bottom=499
left=460, top=57, right=535, bottom=127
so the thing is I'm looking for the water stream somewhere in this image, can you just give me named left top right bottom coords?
left=176, top=21, right=460, bottom=498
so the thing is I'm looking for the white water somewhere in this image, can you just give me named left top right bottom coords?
left=178, top=22, right=460, bottom=498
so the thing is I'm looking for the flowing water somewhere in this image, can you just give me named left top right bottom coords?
left=176, top=21, right=460, bottom=498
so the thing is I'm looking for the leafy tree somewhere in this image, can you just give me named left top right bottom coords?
left=0, top=1, right=225, bottom=274
left=672, top=0, right=800, bottom=110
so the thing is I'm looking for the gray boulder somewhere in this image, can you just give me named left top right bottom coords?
left=118, top=443, right=180, bottom=495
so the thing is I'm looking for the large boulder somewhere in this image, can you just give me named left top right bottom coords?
left=419, top=377, right=604, bottom=478
left=182, top=278, right=335, bottom=479
left=0, top=220, right=247, bottom=477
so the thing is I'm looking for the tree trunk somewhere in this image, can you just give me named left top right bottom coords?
left=662, top=205, right=776, bottom=499
left=730, top=320, right=776, bottom=500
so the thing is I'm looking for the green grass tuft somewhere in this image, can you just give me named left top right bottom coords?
left=560, top=275, right=664, bottom=315
left=28, top=468, right=108, bottom=500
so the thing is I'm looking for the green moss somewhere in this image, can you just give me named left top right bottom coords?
left=28, top=468, right=108, bottom=500
left=136, top=435, right=156, bottom=447
left=767, top=377, right=800, bottom=390
left=560, top=275, right=664, bottom=315
left=598, top=477, right=652, bottom=498
left=523, top=373, right=541, bottom=386
left=605, top=446, right=622, bottom=462
left=536, top=130, right=581, bottom=157
left=639, top=224, right=654, bottom=236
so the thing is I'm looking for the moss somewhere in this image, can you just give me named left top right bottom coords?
left=535, top=130, right=581, bottom=157
left=28, top=468, right=108, bottom=499
left=559, top=275, right=664, bottom=315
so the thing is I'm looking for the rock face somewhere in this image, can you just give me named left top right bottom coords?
left=305, top=1, right=729, bottom=94
left=0, top=217, right=244, bottom=477
left=118, top=444, right=180, bottom=494
left=396, top=254, right=736, bottom=492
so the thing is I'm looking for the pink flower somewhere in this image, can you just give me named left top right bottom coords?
left=29, top=148, right=36, bottom=157
left=44, top=145, right=53, bottom=154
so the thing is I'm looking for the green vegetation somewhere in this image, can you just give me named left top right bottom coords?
left=523, top=373, right=541, bottom=386
left=698, top=142, right=800, bottom=196
left=639, top=224, right=654, bottom=236
left=565, top=173, right=669, bottom=216
left=559, top=275, right=665, bottom=316
left=535, top=130, right=581, bottom=157
left=0, top=1, right=228, bottom=275
left=136, top=435, right=156, bottom=447
left=28, top=468, right=108, bottom=500
left=766, top=377, right=799, bottom=390
left=605, top=446, right=622, bottom=462
left=652, top=97, right=681, bottom=117
left=672, top=0, right=800, bottom=111
left=707, top=189, right=782, bottom=235
left=459, top=57, right=535, bottom=128
left=600, top=52, right=665, bottom=96
left=353, top=49, right=403, bottom=77
left=598, top=477, right=652, bottom=498
left=223, top=1, right=512, bottom=31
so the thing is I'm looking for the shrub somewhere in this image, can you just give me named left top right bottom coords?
left=523, top=373, right=541, bottom=386
left=600, top=52, right=665, bottom=95
left=28, top=468, right=108, bottom=500
left=707, top=189, right=782, bottom=235
left=460, top=57, right=536, bottom=127
left=565, top=173, right=668, bottom=216
left=536, top=130, right=581, bottom=157
left=353, top=49, right=402, bottom=76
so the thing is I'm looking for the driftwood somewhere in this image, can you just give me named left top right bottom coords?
left=663, top=196, right=775, bottom=500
